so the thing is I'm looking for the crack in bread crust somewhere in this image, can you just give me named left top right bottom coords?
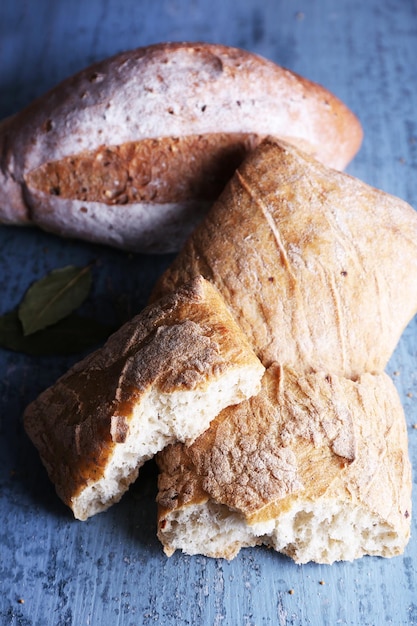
left=25, top=133, right=260, bottom=205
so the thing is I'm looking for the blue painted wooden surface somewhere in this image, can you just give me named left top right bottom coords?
left=1, top=1, right=416, bottom=624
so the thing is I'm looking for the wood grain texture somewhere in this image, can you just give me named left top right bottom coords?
left=1, top=0, right=416, bottom=624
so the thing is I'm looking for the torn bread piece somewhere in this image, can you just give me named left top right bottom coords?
left=152, top=138, right=417, bottom=379
left=24, top=276, right=264, bottom=521
left=157, top=364, right=411, bottom=564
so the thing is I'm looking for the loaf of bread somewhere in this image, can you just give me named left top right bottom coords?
left=152, top=138, right=417, bottom=379
left=0, top=42, right=362, bottom=252
left=24, top=276, right=264, bottom=520
left=157, top=364, right=411, bottom=563
left=152, top=138, right=415, bottom=563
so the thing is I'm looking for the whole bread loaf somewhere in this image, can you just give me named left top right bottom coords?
left=24, top=276, right=264, bottom=520
left=151, top=138, right=417, bottom=379
left=0, top=42, right=362, bottom=252
left=157, top=364, right=411, bottom=563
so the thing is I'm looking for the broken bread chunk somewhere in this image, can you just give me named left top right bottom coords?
left=157, top=364, right=411, bottom=563
left=24, top=276, right=264, bottom=521
left=151, top=138, right=417, bottom=379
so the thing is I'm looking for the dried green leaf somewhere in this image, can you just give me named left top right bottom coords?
left=18, top=265, right=93, bottom=336
left=0, top=309, right=112, bottom=356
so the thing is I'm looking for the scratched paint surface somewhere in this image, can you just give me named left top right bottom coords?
left=1, top=1, right=417, bottom=625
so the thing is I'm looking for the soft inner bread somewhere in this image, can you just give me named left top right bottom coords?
left=156, top=365, right=411, bottom=563
left=151, top=137, right=417, bottom=378
left=24, top=276, right=264, bottom=520
left=158, top=497, right=408, bottom=565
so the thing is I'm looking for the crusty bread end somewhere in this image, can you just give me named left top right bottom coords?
left=157, top=366, right=411, bottom=563
left=24, top=276, right=264, bottom=520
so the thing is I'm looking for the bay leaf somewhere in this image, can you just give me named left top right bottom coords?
left=0, top=309, right=112, bottom=356
left=18, top=265, right=93, bottom=336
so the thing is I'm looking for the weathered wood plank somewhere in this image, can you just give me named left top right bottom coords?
left=1, top=1, right=416, bottom=624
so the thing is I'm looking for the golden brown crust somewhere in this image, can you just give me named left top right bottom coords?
left=151, top=138, right=417, bottom=379
left=25, top=133, right=260, bottom=205
left=24, top=276, right=263, bottom=510
left=0, top=42, right=362, bottom=251
left=157, top=365, right=411, bottom=539
left=155, top=139, right=414, bottom=560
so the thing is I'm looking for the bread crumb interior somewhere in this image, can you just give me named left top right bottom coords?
left=159, top=499, right=405, bottom=564
left=72, top=367, right=261, bottom=520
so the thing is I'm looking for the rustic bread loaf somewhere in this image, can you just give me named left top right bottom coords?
left=0, top=42, right=363, bottom=252
left=151, top=138, right=417, bottom=379
left=157, top=364, right=411, bottom=563
left=24, top=276, right=264, bottom=520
